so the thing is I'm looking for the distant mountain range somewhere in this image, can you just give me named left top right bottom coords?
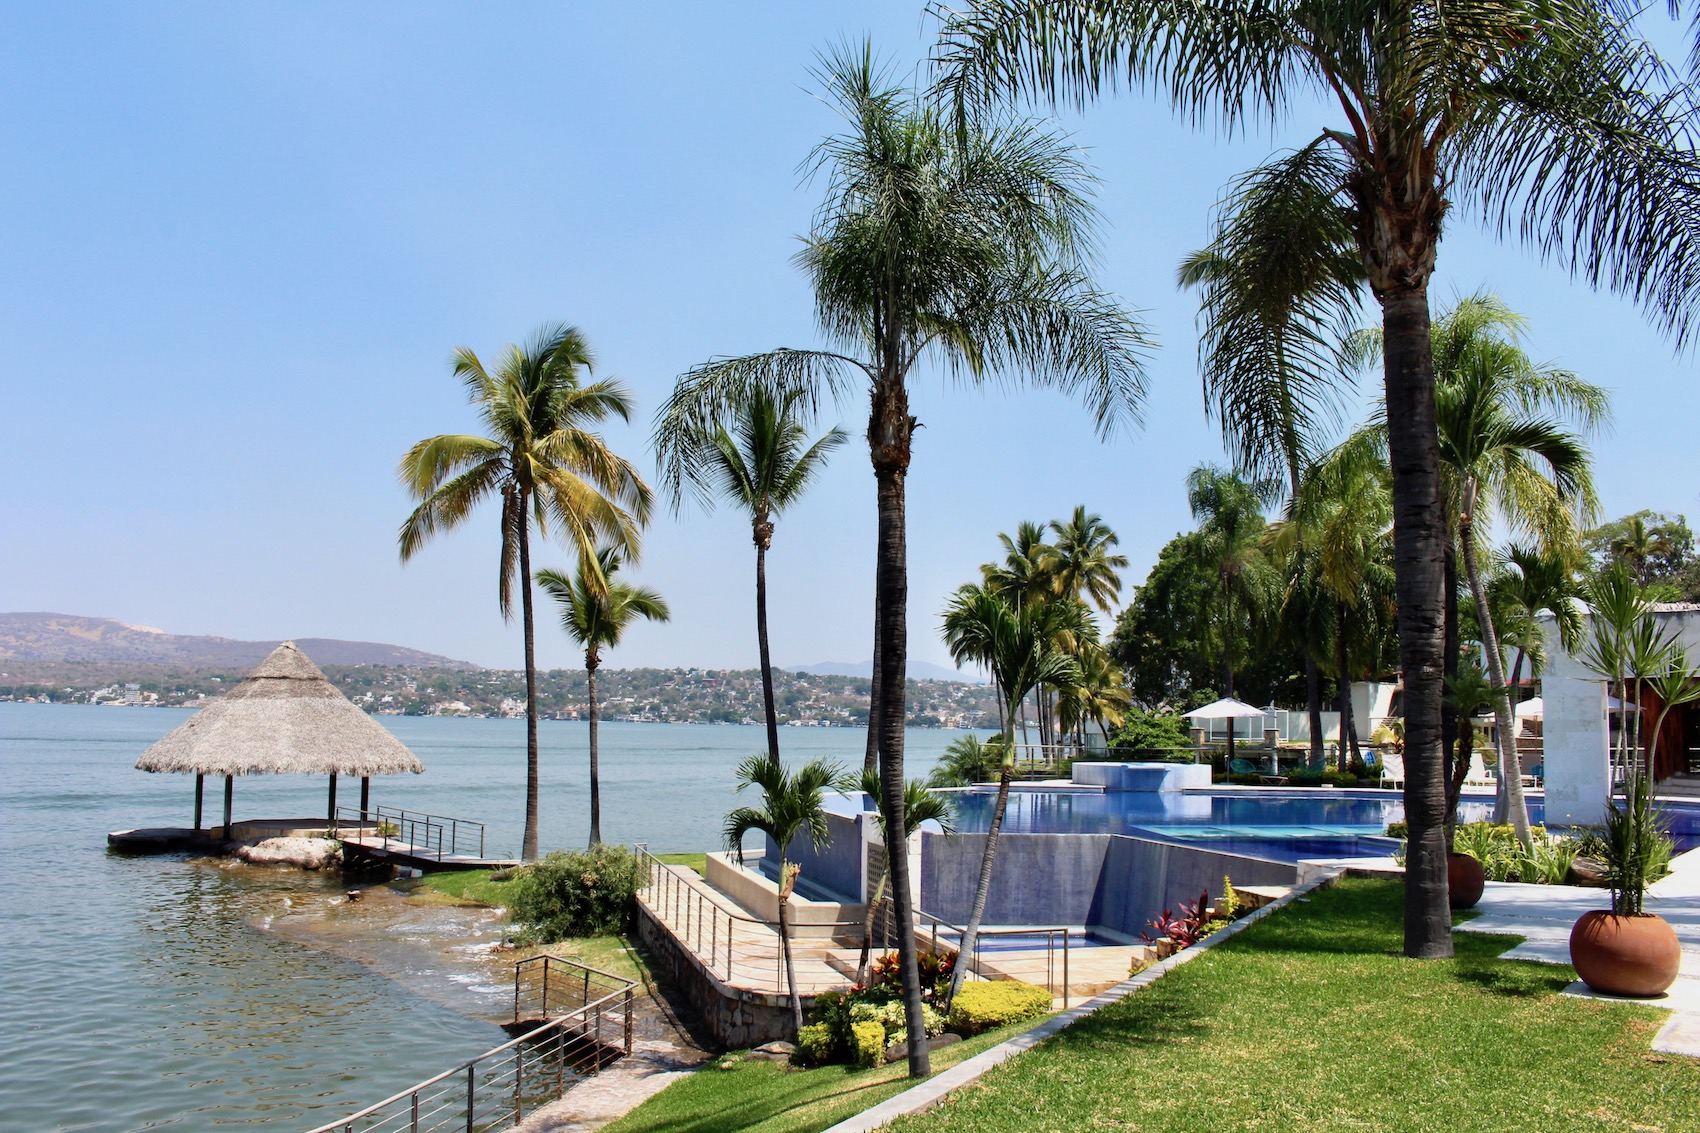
left=791, top=659, right=980, bottom=683
left=0, top=613, right=475, bottom=670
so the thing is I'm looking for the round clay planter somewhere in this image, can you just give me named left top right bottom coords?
left=1569, top=910, right=1682, bottom=997
left=1447, top=852, right=1485, bottom=910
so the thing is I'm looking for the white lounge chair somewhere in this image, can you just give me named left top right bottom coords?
left=1464, top=752, right=1497, bottom=790
left=1379, top=751, right=1405, bottom=790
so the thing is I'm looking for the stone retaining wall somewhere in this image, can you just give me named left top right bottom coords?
left=635, top=900, right=803, bottom=1049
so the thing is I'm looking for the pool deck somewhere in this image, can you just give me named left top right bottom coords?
left=1455, top=847, right=1700, bottom=1057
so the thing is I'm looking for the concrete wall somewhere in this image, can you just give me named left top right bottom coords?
left=918, top=831, right=1299, bottom=937
left=770, top=809, right=864, bottom=901
left=1071, top=762, right=1211, bottom=791
left=704, top=852, right=862, bottom=937
left=635, top=902, right=803, bottom=1048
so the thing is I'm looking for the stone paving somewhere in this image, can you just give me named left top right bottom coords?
left=1454, top=848, right=1700, bottom=1057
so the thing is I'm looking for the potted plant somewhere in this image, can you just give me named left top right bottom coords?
left=1568, top=569, right=1688, bottom=996
left=1569, top=773, right=1680, bottom=996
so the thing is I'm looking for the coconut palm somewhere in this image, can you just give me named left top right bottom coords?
left=926, top=733, right=1002, bottom=788
left=536, top=548, right=669, bottom=847
left=940, top=582, right=1081, bottom=1006
left=1049, top=507, right=1128, bottom=615
left=654, top=46, right=1149, bottom=1072
left=723, top=753, right=850, bottom=1032
left=1491, top=543, right=1586, bottom=697
left=936, top=0, right=1700, bottom=958
left=855, top=769, right=957, bottom=984
left=1059, top=641, right=1133, bottom=744
left=398, top=324, right=651, bottom=861
left=655, top=386, right=846, bottom=763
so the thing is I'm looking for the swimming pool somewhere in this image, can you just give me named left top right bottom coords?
left=946, top=787, right=1700, bottom=860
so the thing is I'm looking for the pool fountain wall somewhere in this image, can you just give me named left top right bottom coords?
left=917, top=831, right=1299, bottom=935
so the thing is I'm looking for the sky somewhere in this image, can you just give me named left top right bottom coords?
left=2, top=3, right=1695, bottom=676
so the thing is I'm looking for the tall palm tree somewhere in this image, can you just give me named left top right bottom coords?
left=723, top=753, right=849, bottom=1033
left=1058, top=641, right=1132, bottom=744
left=1186, top=465, right=1274, bottom=760
left=940, top=582, right=1081, bottom=1006
left=398, top=324, right=651, bottom=861
left=536, top=548, right=669, bottom=847
left=855, top=769, right=957, bottom=985
left=655, top=386, right=846, bottom=763
left=1049, top=507, right=1128, bottom=615
left=655, top=46, right=1150, bottom=1074
left=1491, top=542, right=1585, bottom=697
left=1361, top=294, right=1607, bottom=844
left=937, top=0, right=1700, bottom=958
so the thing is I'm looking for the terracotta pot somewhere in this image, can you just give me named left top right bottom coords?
left=1569, top=910, right=1682, bottom=997
left=1447, top=853, right=1485, bottom=910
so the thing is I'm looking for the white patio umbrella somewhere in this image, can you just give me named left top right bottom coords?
left=1184, top=697, right=1273, bottom=762
left=1514, top=696, right=1544, bottom=720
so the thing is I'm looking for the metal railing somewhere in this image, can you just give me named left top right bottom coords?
left=334, top=805, right=487, bottom=862
left=634, top=845, right=863, bottom=993
left=305, top=959, right=633, bottom=1133
left=913, top=908, right=1071, bottom=1003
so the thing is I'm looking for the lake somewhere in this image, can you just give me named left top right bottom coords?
left=0, top=703, right=965, bottom=1132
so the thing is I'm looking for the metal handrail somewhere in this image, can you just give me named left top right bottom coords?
left=333, top=805, right=487, bottom=862
left=305, top=964, right=634, bottom=1133
left=633, top=844, right=864, bottom=991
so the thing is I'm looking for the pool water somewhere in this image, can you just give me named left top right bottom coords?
left=942, top=928, right=1124, bottom=953
left=947, top=787, right=1700, bottom=861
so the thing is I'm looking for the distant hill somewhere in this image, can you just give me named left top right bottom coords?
left=0, top=613, right=475, bottom=669
left=791, top=659, right=981, bottom=683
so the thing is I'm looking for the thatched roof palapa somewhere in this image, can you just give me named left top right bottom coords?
left=135, top=641, right=424, bottom=777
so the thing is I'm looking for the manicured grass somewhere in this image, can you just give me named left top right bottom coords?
left=512, top=934, right=653, bottom=987
left=601, top=1021, right=1036, bottom=1133
left=656, top=851, right=708, bottom=876
left=410, top=867, right=518, bottom=907
left=882, top=879, right=1699, bottom=1133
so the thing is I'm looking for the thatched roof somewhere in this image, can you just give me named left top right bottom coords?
left=135, top=641, right=425, bottom=777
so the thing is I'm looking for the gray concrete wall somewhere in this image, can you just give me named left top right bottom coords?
left=769, top=810, right=863, bottom=901
left=918, top=831, right=1298, bottom=937
left=635, top=902, right=803, bottom=1048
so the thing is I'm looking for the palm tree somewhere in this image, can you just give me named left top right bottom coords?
left=926, top=733, right=1002, bottom=788
left=1049, top=507, right=1128, bottom=615
left=1179, top=172, right=1366, bottom=769
left=855, top=769, right=957, bottom=984
left=936, top=0, right=1700, bottom=958
left=723, top=753, right=849, bottom=1033
left=940, top=582, right=1081, bottom=1006
left=1359, top=294, right=1607, bottom=844
left=1491, top=542, right=1585, bottom=700
left=654, top=46, right=1150, bottom=1073
left=536, top=548, right=669, bottom=847
left=1186, top=465, right=1274, bottom=760
left=655, top=386, right=846, bottom=763
left=398, top=324, right=651, bottom=861
left=1059, top=642, right=1132, bottom=744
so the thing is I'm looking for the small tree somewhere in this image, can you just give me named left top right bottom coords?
left=855, top=769, right=957, bottom=985
left=723, top=753, right=850, bottom=1032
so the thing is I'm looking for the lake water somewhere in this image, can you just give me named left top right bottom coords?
left=0, top=703, right=962, bottom=1132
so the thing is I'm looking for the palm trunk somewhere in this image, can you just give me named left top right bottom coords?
left=1379, top=282, right=1453, bottom=959
left=520, top=522, right=541, bottom=862
left=1442, top=541, right=1461, bottom=849
left=755, top=528, right=781, bottom=762
left=777, top=882, right=803, bottom=1033
left=1459, top=503, right=1532, bottom=847
left=870, top=376, right=928, bottom=1078
left=1306, top=656, right=1325, bottom=770
left=856, top=865, right=889, bottom=985
left=945, top=744, right=1015, bottom=1007
left=1335, top=609, right=1353, bottom=773
left=587, top=656, right=601, bottom=846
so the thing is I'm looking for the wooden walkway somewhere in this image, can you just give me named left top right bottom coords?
left=339, top=833, right=519, bottom=872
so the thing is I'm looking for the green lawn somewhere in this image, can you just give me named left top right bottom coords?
left=601, top=1021, right=1037, bottom=1133
left=410, top=867, right=518, bottom=907
left=656, top=851, right=708, bottom=876
left=881, top=879, right=1698, bottom=1133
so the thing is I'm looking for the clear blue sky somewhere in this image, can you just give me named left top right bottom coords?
left=3, top=3, right=1694, bottom=675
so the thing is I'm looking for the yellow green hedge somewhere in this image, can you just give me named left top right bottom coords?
left=947, top=979, right=1051, bottom=1036
left=851, top=1021, right=886, bottom=1067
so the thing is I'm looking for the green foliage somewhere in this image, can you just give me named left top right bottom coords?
left=1285, top=768, right=1360, bottom=787
left=1110, top=706, right=1193, bottom=752
left=793, top=1024, right=834, bottom=1067
left=1601, top=774, right=1675, bottom=915
left=1586, top=510, right=1700, bottom=598
left=867, top=949, right=956, bottom=1004
left=1219, top=876, right=1239, bottom=920
left=1431, top=822, right=1588, bottom=885
left=947, top=980, right=1052, bottom=1036
left=851, top=1000, right=945, bottom=1047
left=507, top=845, right=644, bottom=943
left=851, top=1021, right=886, bottom=1068
left=926, top=733, right=1002, bottom=787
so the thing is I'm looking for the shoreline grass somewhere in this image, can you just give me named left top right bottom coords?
left=880, top=878, right=1697, bottom=1133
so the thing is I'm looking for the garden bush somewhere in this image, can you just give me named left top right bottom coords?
left=506, top=844, right=644, bottom=943
left=851, top=1021, right=886, bottom=1067
left=793, top=1023, right=834, bottom=1066
left=867, top=949, right=955, bottom=1003
left=851, top=1000, right=945, bottom=1047
left=947, top=980, right=1051, bottom=1036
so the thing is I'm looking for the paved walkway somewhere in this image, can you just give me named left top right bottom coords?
left=1455, top=848, right=1700, bottom=1057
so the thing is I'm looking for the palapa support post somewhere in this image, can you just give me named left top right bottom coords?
left=222, top=774, right=233, bottom=835
left=359, top=776, right=369, bottom=824
left=193, top=773, right=204, bottom=831
left=327, top=772, right=338, bottom=825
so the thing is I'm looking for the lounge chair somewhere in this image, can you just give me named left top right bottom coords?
left=1464, top=752, right=1497, bottom=790
left=1228, top=758, right=1264, bottom=777
left=1521, top=762, right=1544, bottom=789
left=1379, top=751, right=1405, bottom=790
